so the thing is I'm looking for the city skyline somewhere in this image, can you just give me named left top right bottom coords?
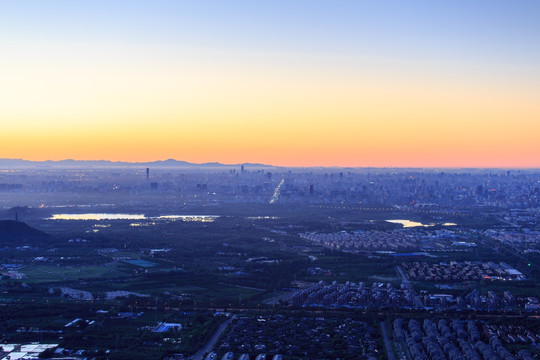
left=1, top=1, right=539, bottom=168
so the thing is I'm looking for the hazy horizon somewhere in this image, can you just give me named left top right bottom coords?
left=1, top=157, right=539, bottom=170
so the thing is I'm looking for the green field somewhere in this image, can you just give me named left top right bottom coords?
left=13, top=264, right=128, bottom=284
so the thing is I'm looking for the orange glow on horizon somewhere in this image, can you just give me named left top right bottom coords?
left=1, top=39, right=538, bottom=168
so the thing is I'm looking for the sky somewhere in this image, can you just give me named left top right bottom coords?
left=0, top=1, right=539, bottom=167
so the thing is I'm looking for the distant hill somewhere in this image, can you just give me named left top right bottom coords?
left=0, top=158, right=273, bottom=169
left=0, top=220, right=50, bottom=245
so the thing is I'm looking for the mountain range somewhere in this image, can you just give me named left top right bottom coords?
left=0, top=158, right=274, bottom=169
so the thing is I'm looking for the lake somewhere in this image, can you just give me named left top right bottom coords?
left=48, top=213, right=219, bottom=222
left=386, top=219, right=457, bottom=228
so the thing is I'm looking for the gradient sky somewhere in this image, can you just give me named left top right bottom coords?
left=1, top=1, right=539, bottom=167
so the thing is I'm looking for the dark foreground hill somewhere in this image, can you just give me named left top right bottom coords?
left=0, top=220, right=50, bottom=245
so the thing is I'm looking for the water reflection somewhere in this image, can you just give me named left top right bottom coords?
left=49, top=213, right=145, bottom=220
left=48, top=213, right=219, bottom=222
left=386, top=219, right=433, bottom=227
left=156, top=215, right=218, bottom=222
left=386, top=219, right=457, bottom=228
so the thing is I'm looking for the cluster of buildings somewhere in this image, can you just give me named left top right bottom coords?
left=483, top=323, right=540, bottom=344
left=216, top=315, right=379, bottom=359
left=300, top=228, right=475, bottom=254
left=485, top=230, right=540, bottom=254
left=462, top=289, right=516, bottom=310
left=0, top=343, right=107, bottom=360
left=271, top=169, right=539, bottom=209
left=300, top=229, right=422, bottom=251
left=420, top=289, right=540, bottom=312
left=288, top=281, right=417, bottom=308
left=502, top=208, right=540, bottom=227
left=283, top=280, right=540, bottom=312
left=401, top=261, right=525, bottom=282
left=421, top=289, right=512, bottom=310
left=393, top=318, right=535, bottom=360
left=1, top=167, right=538, bottom=209
left=1, top=263, right=26, bottom=280
left=49, top=286, right=94, bottom=300
left=47, top=286, right=151, bottom=301
left=204, top=352, right=281, bottom=360
left=0, top=343, right=58, bottom=360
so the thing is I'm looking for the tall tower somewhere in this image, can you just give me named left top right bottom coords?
left=146, top=168, right=150, bottom=180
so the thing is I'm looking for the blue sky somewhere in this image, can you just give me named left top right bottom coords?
left=2, top=1, right=539, bottom=65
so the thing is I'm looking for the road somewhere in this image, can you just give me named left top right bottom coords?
left=269, top=178, right=285, bottom=204
left=396, top=265, right=424, bottom=308
left=193, top=315, right=235, bottom=360
left=265, top=288, right=305, bottom=305
left=380, top=321, right=396, bottom=360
